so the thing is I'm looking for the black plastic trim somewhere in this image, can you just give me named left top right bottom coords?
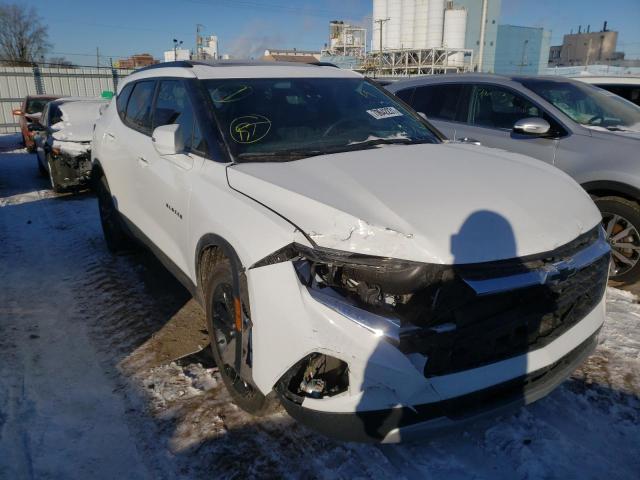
left=119, top=213, right=199, bottom=301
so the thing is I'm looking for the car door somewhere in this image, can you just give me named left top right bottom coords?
left=404, top=83, right=471, bottom=140
left=113, top=80, right=158, bottom=233
left=456, top=84, right=559, bottom=164
left=137, top=79, right=206, bottom=274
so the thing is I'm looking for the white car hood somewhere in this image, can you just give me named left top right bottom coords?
left=227, top=143, right=601, bottom=265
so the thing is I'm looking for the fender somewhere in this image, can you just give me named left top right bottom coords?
left=582, top=180, right=640, bottom=202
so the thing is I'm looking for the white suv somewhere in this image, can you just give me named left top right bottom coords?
left=92, top=61, right=610, bottom=442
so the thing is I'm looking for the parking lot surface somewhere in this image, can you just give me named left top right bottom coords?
left=0, top=133, right=638, bottom=479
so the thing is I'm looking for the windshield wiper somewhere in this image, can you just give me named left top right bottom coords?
left=234, top=138, right=432, bottom=163
left=235, top=150, right=324, bottom=162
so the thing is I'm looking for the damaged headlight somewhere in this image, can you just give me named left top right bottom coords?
left=250, top=243, right=458, bottom=344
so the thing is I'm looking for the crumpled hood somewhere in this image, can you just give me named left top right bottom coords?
left=227, top=143, right=601, bottom=264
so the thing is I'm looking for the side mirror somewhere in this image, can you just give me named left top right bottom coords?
left=513, top=117, right=551, bottom=136
left=27, top=123, right=44, bottom=132
left=12, top=108, right=23, bottom=116
left=152, top=124, right=184, bottom=156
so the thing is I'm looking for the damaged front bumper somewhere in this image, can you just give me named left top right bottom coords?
left=246, top=227, right=609, bottom=442
left=50, top=145, right=92, bottom=189
left=278, top=328, right=600, bottom=443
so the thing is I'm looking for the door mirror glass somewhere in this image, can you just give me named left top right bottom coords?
left=27, top=123, right=44, bottom=132
left=513, top=117, right=551, bottom=136
left=152, top=124, right=184, bottom=155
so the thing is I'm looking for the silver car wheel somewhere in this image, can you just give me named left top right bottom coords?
left=602, top=212, right=640, bottom=277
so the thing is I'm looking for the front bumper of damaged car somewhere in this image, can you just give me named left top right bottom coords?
left=50, top=141, right=92, bottom=188
left=246, top=228, right=610, bottom=443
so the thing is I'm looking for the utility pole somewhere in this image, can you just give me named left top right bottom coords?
left=96, top=47, right=100, bottom=68
left=173, top=39, right=183, bottom=61
left=477, top=0, right=488, bottom=72
left=374, top=17, right=390, bottom=71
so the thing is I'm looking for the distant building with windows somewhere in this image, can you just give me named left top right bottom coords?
left=548, top=23, right=623, bottom=67
left=115, top=53, right=158, bottom=69
left=163, top=49, right=191, bottom=62
left=494, top=25, right=551, bottom=75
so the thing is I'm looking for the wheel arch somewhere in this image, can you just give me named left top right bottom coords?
left=195, top=233, right=245, bottom=306
left=583, top=180, right=640, bottom=204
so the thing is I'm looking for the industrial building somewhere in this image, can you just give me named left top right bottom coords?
left=201, top=35, right=219, bottom=60
left=262, top=49, right=321, bottom=63
left=367, top=0, right=474, bottom=75
left=455, top=0, right=501, bottom=72
left=494, top=25, right=551, bottom=75
left=368, top=0, right=504, bottom=75
left=549, top=23, right=621, bottom=67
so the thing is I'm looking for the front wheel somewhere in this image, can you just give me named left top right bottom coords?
left=595, top=196, right=640, bottom=284
left=205, top=259, right=277, bottom=415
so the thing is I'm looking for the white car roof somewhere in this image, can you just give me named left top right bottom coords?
left=572, top=76, right=640, bottom=85
left=120, top=60, right=361, bottom=91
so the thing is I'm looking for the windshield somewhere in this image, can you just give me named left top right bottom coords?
left=203, top=77, right=440, bottom=162
left=25, top=98, right=51, bottom=115
left=521, top=79, right=640, bottom=132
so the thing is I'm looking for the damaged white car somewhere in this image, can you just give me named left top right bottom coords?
left=92, top=61, right=611, bottom=442
left=33, top=97, right=109, bottom=192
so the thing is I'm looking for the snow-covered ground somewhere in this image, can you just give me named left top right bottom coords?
left=0, top=133, right=638, bottom=479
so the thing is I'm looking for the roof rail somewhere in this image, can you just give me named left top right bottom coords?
left=134, top=61, right=195, bottom=73
left=134, top=59, right=337, bottom=74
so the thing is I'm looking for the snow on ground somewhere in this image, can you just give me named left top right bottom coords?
left=0, top=132, right=638, bottom=479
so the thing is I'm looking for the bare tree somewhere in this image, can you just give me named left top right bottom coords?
left=0, top=3, right=50, bottom=64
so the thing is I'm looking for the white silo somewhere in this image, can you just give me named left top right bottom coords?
left=372, top=0, right=388, bottom=51
left=426, top=0, right=444, bottom=48
left=386, top=0, right=403, bottom=49
left=401, top=0, right=415, bottom=49
left=413, top=0, right=429, bottom=49
left=443, top=7, right=467, bottom=66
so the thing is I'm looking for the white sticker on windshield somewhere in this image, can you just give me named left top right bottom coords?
left=366, top=106, right=403, bottom=120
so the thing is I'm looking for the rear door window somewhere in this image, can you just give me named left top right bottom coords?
left=411, top=84, right=470, bottom=122
left=125, top=81, right=156, bottom=135
left=116, top=83, right=134, bottom=120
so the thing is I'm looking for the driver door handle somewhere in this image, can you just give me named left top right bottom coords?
left=137, top=156, right=149, bottom=167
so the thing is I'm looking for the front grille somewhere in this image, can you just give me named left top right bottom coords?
left=400, top=234, right=609, bottom=378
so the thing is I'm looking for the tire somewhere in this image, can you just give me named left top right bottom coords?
left=204, top=258, right=277, bottom=415
left=96, top=174, right=135, bottom=253
left=595, top=196, right=640, bottom=284
left=46, top=153, right=65, bottom=193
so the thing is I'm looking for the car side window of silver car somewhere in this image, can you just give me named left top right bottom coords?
left=412, top=84, right=471, bottom=123
left=470, top=85, right=543, bottom=130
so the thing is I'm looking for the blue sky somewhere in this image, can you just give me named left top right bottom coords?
left=17, top=0, right=640, bottom=65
